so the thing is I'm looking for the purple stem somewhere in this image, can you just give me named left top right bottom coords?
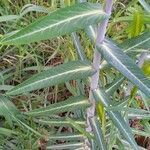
left=86, top=0, right=113, bottom=132
left=91, top=0, right=113, bottom=90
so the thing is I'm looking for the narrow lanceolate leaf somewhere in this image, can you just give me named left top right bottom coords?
left=92, top=89, right=139, bottom=150
left=47, top=142, right=84, bottom=149
left=48, top=134, right=84, bottom=141
left=0, top=96, right=41, bottom=136
left=25, top=96, right=90, bottom=116
left=119, top=31, right=150, bottom=52
left=138, top=0, right=150, bottom=12
left=72, top=32, right=87, bottom=61
left=67, top=118, right=94, bottom=139
left=132, top=128, right=150, bottom=137
left=97, top=40, right=150, bottom=98
left=127, top=109, right=150, bottom=120
left=85, top=24, right=150, bottom=52
left=7, top=61, right=95, bottom=96
left=0, top=15, right=19, bottom=22
left=1, top=2, right=107, bottom=45
left=89, top=117, right=107, bottom=150
left=37, top=119, right=86, bottom=126
left=105, top=75, right=125, bottom=96
left=106, top=106, right=150, bottom=120
left=0, top=96, right=20, bottom=125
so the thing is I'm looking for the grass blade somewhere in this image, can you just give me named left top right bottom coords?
left=0, top=127, right=19, bottom=136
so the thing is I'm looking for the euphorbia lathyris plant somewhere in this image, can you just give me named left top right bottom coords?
left=0, top=0, right=150, bottom=149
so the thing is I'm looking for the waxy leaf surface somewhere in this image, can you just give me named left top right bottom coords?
left=7, top=61, right=95, bottom=96
left=97, top=40, right=150, bottom=98
left=1, top=2, right=107, bottom=45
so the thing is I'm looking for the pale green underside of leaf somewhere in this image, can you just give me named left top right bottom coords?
left=6, top=61, right=95, bottom=96
left=25, top=96, right=90, bottom=116
left=92, top=89, right=139, bottom=150
left=97, top=40, right=150, bottom=98
left=1, top=2, right=107, bottom=45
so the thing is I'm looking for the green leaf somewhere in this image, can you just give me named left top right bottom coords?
left=127, top=109, right=150, bottom=119
left=0, top=15, right=20, bottom=22
left=138, top=0, right=150, bottom=12
left=1, top=2, right=107, bottom=45
left=89, top=117, right=107, bottom=150
left=105, top=75, right=125, bottom=96
left=92, top=89, right=139, bottom=150
left=47, top=142, right=84, bottom=149
left=66, top=117, right=94, bottom=139
left=72, top=32, right=87, bottom=61
left=25, top=96, right=90, bottom=116
left=0, top=85, right=14, bottom=91
left=48, top=133, right=84, bottom=141
left=0, top=96, right=20, bottom=125
left=132, top=128, right=150, bottom=137
left=106, top=106, right=150, bottom=119
left=37, top=118, right=86, bottom=126
left=97, top=40, right=150, bottom=98
left=0, top=96, right=42, bottom=136
left=85, top=24, right=150, bottom=52
left=120, top=31, right=150, bottom=52
left=7, top=61, right=95, bottom=96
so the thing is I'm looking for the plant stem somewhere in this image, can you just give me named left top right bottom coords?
left=86, top=0, right=113, bottom=132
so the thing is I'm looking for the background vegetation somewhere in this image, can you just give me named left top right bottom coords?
left=0, top=0, right=150, bottom=149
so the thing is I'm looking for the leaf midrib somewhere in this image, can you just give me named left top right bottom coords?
left=102, top=44, right=150, bottom=92
left=6, top=9, right=105, bottom=42
left=125, top=37, right=150, bottom=52
left=25, top=99, right=88, bottom=115
left=7, top=66, right=92, bottom=95
left=0, top=99, right=17, bottom=121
